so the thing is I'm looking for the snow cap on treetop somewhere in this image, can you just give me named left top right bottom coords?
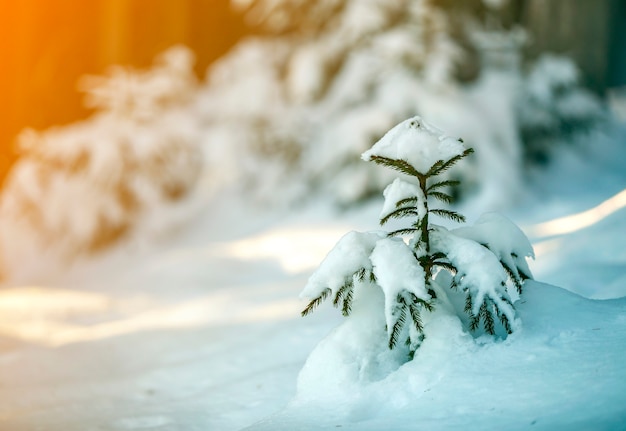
left=361, top=116, right=466, bottom=174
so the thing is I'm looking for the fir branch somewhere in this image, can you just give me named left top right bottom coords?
left=495, top=306, right=513, bottom=334
left=380, top=207, right=419, bottom=226
left=421, top=297, right=435, bottom=312
left=388, top=227, right=419, bottom=237
left=426, top=179, right=461, bottom=193
left=388, top=303, right=407, bottom=350
left=341, top=282, right=354, bottom=316
left=500, top=260, right=524, bottom=294
left=414, top=217, right=426, bottom=233
left=355, top=267, right=368, bottom=282
left=427, top=286, right=437, bottom=299
left=430, top=208, right=466, bottom=223
left=500, top=295, right=515, bottom=312
left=396, top=197, right=419, bottom=208
left=370, top=270, right=377, bottom=283
left=449, top=277, right=459, bottom=291
left=430, top=251, right=447, bottom=261
left=333, top=283, right=350, bottom=307
left=369, top=155, right=421, bottom=178
left=301, top=288, right=332, bottom=317
left=408, top=303, right=424, bottom=333
left=425, top=160, right=446, bottom=177
left=466, top=295, right=480, bottom=331
left=455, top=272, right=467, bottom=291
left=480, top=300, right=495, bottom=335
left=429, top=191, right=453, bottom=204
left=407, top=292, right=433, bottom=311
left=426, top=148, right=474, bottom=177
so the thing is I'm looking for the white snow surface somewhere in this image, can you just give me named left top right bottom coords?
left=430, top=225, right=514, bottom=318
left=362, top=116, right=467, bottom=174
left=370, top=237, right=429, bottom=333
left=453, top=212, right=535, bottom=282
left=301, top=230, right=384, bottom=300
left=379, top=178, right=426, bottom=222
left=1, top=128, right=626, bottom=430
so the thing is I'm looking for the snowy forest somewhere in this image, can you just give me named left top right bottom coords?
left=1, top=1, right=626, bottom=430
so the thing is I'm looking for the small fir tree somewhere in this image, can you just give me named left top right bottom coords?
left=301, top=116, right=534, bottom=356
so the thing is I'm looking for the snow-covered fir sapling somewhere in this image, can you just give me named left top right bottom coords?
left=301, top=116, right=535, bottom=357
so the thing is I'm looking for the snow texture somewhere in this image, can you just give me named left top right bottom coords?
left=251, top=283, right=626, bottom=431
left=0, top=5, right=623, bottom=429
left=362, top=116, right=466, bottom=174
left=1, top=125, right=626, bottom=430
left=453, top=212, right=534, bottom=282
left=301, top=231, right=384, bottom=300
left=430, top=225, right=516, bottom=322
left=370, top=237, right=429, bottom=334
left=379, top=178, right=426, bottom=222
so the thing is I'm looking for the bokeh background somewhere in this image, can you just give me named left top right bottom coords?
left=1, top=0, right=626, bottom=281
left=3, top=0, right=625, bottom=181
left=1, top=0, right=248, bottom=179
left=2, top=3, right=626, bottom=429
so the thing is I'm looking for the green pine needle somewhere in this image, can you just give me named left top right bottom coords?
left=496, top=306, right=513, bottom=334
left=481, top=300, right=495, bottom=335
left=409, top=303, right=424, bottom=333
left=388, top=227, right=419, bottom=237
left=355, top=267, right=368, bottom=282
left=396, top=197, right=419, bottom=208
left=369, top=155, right=422, bottom=178
left=500, top=260, right=524, bottom=294
left=301, top=288, right=332, bottom=317
left=388, top=304, right=407, bottom=349
left=426, top=179, right=461, bottom=193
left=429, top=191, right=453, bottom=204
left=430, top=208, right=466, bottom=223
left=342, top=284, right=354, bottom=316
left=333, top=283, right=350, bottom=307
left=380, top=207, right=419, bottom=226
left=426, top=148, right=474, bottom=177
left=425, top=160, right=446, bottom=177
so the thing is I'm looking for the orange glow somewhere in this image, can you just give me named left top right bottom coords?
left=1, top=1, right=246, bottom=180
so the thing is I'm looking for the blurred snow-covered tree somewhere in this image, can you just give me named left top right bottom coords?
left=199, top=0, right=605, bottom=208
left=0, top=46, right=204, bottom=280
left=517, top=54, right=605, bottom=164
left=200, top=0, right=480, bottom=205
left=0, top=1, right=607, bottom=280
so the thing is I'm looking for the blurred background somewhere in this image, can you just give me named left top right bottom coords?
left=3, top=0, right=625, bottom=178
left=1, top=0, right=248, bottom=178
left=1, top=0, right=626, bottom=281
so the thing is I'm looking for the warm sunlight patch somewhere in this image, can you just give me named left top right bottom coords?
left=215, top=226, right=352, bottom=274
left=530, top=189, right=626, bottom=237
left=0, top=286, right=299, bottom=347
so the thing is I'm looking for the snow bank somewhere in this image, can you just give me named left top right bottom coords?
left=247, top=282, right=626, bottom=430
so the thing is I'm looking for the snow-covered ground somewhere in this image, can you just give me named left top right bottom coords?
left=1, top=125, right=625, bottom=430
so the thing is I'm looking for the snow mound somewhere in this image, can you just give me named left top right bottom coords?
left=246, top=282, right=626, bottom=430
